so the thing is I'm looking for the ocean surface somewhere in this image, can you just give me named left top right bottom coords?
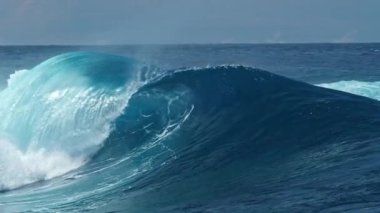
left=0, top=44, right=380, bottom=212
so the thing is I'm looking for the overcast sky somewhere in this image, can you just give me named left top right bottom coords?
left=0, top=0, right=379, bottom=45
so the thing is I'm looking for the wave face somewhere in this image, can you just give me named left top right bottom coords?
left=2, top=52, right=380, bottom=212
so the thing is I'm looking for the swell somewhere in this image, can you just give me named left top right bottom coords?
left=2, top=53, right=380, bottom=212
left=90, top=66, right=380, bottom=211
left=102, top=66, right=380, bottom=161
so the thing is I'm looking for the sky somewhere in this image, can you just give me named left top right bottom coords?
left=0, top=0, right=379, bottom=45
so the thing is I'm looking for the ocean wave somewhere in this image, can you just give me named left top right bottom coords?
left=1, top=52, right=380, bottom=212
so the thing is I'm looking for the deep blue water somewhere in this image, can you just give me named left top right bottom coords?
left=0, top=44, right=380, bottom=212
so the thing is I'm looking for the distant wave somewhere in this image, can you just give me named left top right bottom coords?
left=319, top=80, right=380, bottom=101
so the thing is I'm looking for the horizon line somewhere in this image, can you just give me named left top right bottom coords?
left=0, top=41, right=380, bottom=47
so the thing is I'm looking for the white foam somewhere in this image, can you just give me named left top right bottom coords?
left=0, top=139, right=84, bottom=190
